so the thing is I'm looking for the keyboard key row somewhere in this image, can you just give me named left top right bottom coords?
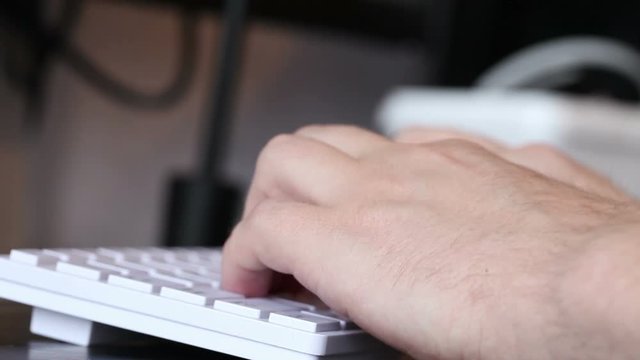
left=214, top=298, right=299, bottom=319
left=10, top=249, right=59, bottom=266
left=160, top=287, right=242, bottom=306
left=8, top=248, right=360, bottom=333
left=105, top=277, right=350, bottom=333
left=10, top=250, right=221, bottom=286
left=11, top=248, right=222, bottom=270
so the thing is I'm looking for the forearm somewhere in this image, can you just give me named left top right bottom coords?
left=557, top=208, right=640, bottom=358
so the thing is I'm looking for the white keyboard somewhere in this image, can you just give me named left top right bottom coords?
left=0, top=247, right=395, bottom=359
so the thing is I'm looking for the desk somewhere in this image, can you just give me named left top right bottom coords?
left=0, top=301, right=240, bottom=360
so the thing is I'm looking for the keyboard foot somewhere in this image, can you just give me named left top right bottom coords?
left=30, top=307, right=129, bottom=346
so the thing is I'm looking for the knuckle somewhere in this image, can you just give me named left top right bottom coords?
left=398, top=139, right=482, bottom=164
left=258, top=134, right=298, bottom=165
left=401, top=144, right=441, bottom=160
left=334, top=124, right=365, bottom=133
left=264, top=134, right=298, bottom=153
left=519, top=144, right=571, bottom=167
left=245, top=199, right=280, bottom=227
left=401, top=139, right=501, bottom=177
left=431, top=138, right=484, bottom=154
left=295, top=124, right=327, bottom=135
left=520, top=143, right=564, bottom=158
left=296, top=124, right=359, bottom=136
left=427, top=139, right=493, bottom=167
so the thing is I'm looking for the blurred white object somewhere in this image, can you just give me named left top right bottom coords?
left=376, top=88, right=640, bottom=197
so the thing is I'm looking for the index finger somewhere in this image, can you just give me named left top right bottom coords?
left=222, top=200, right=348, bottom=305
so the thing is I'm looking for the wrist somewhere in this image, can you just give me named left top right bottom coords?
left=556, top=206, right=640, bottom=357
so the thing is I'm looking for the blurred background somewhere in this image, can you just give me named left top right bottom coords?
left=1, top=0, right=639, bottom=253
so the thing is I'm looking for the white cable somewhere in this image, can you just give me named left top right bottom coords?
left=476, top=36, right=640, bottom=92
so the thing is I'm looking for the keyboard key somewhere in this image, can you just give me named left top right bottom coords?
left=100, top=248, right=153, bottom=261
left=164, top=259, right=208, bottom=274
left=113, top=259, right=155, bottom=274
left=43, top=249, right=111, bottom=262
left=149, top=271, right=197, bottom=288
left=193, top=260, right=221, bottom=271
left=173, top=270, right=221, bottom=288
left=107, top=275, right=155, bottom=292
left=271, top=297, right=316, bottom=311
left=302, top=310, right=358, bottom=330
left=9, top=249, right=58, bottom=266
left=159, top=287, right=243, bottom=306
left=213, top=298, right=301, bottom=319
left=66, top=249, right=102, bottom=259
left=171, top=250, right=202, bottom=263
left=87, top=260, right=145, bottom=277
left=139, top=259, right=180, bottom=273
left=55, top=261, right=115, bottom=281
left=269, top=311, right=342, bottom=332
left=176, top=266, right=221, bottom=278
left=95, top=248, right=129, bottom=260
left=144, top=248, right=176, bottom=260
left=107, top=275, right=184, bottom=293
left=42, top=249, right=88, bottom=262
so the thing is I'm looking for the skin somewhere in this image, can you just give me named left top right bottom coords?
left=221, top=125, right=640, bottom=360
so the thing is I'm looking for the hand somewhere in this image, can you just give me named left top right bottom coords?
left=222, top=125, right=640, bottom=359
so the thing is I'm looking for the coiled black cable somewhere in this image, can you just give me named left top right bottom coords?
left=61, top=3, right=198, bottom=109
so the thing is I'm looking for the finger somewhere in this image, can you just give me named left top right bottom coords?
left=295, top=124, right=390, bottom=158
left=394, top=127, right=507, bottom=153
left=506, top=144, right=628, bottom=200
left=243, top=134, right=359, bottom=217
left=223, top=200, right=342, bottom=299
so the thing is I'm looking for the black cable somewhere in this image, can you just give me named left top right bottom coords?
left=61, top=5, right=198, bottom=109
left=197, top=0, right=248, bottom=179
left=180, top=0, right=249, bottom=246
left=3, top=0, right=199, bottom=126
left=24, top=0, right=83, bottom=130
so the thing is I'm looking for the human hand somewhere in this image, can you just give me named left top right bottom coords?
left=222, top=125, right=640, bottom=359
